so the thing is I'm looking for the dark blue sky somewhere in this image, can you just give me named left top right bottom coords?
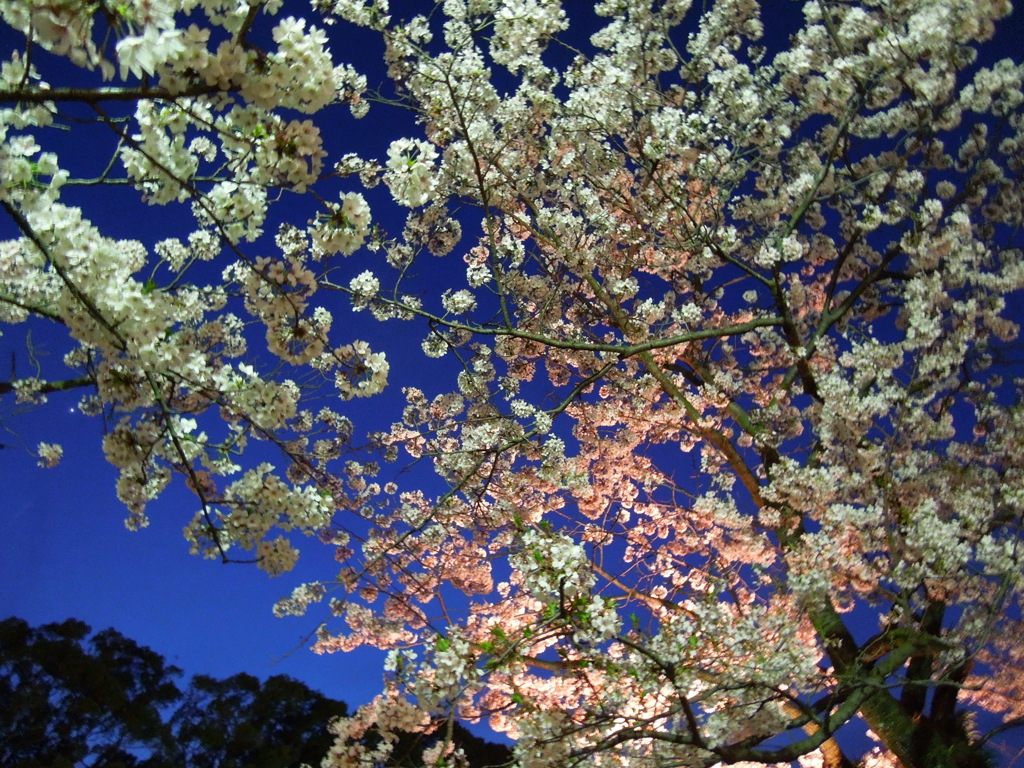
left=0, top=378, right=391, bottom=707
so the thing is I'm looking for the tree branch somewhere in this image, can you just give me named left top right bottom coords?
left=0, top=83, right=229, bottom=105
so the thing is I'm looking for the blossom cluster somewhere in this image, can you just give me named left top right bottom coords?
left=384, top=138, right=438, bottom=207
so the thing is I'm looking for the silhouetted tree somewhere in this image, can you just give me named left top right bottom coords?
left=164, top=671, right=347, bottom=768
left=0, top=617, right=181, bottom=768
left=0, top=617, right=512, bottom=767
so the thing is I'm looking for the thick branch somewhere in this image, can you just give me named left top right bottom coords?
left=0, top=376, right=93, bottom=397
left=2, top=200, right=126, bottom=350
left=346, top=287, right=784, bottom=357
left=0, top=83, right=228, bottom=105
left=805, top=598, right=965, bottom=768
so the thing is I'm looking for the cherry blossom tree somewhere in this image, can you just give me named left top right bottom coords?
left=1, top=0, right=383, bottom=572
left=3, top=0, right=1024, bottom=767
